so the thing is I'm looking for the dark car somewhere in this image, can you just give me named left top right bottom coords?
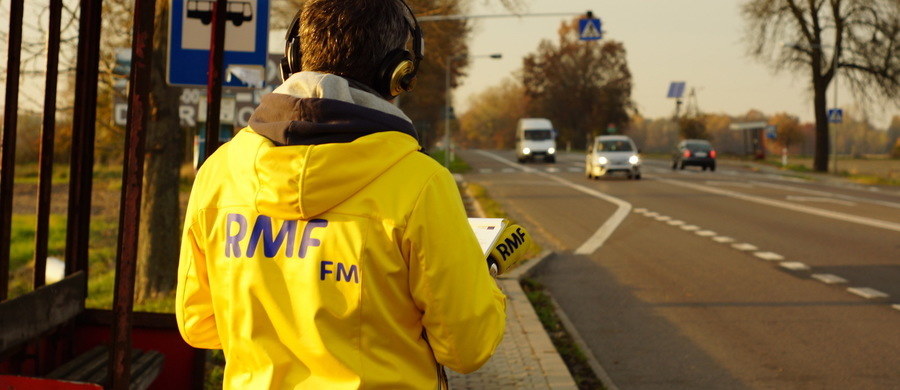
left=672, top=139, right=716, bottom=171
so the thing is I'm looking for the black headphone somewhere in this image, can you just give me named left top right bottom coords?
left=280, top=0, right=425, bottom=99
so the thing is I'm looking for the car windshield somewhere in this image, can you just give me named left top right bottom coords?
left=686, top=141, right=712, bottom=152
left=597, top=140, right=633, bottom=152
left=524, top=130, right=553, bottom=140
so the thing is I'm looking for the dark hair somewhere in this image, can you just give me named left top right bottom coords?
left=300, top=0, right=410, bottom=87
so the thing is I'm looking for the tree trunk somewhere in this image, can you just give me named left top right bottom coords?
left=812, top=75, right=830, bottom=172
left=136, top=0, right=183, bottom=302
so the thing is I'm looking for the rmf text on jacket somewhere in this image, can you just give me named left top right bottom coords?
left=223, top=213, right=359, bottom=284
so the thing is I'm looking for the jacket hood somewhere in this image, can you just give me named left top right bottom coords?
left=234, top=71, right=421, bottom=219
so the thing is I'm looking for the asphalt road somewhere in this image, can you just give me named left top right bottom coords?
left=458, top=149, right=900, bottom=390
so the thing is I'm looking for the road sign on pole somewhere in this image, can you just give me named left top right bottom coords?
left=168, top=0, right=269, bottom=87
left=579, top=17, right=602, bottom=41
left=827, top=108, right=843, bottom=123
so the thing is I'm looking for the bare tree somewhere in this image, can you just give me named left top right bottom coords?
left=743, top=0, right=899, bottom=172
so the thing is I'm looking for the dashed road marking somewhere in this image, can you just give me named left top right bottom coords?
left=712, top=236, right=734, bottom=243
left=645, top=212, right=660, bottom=218
left=501, top=168, right=516, bottom=173
left=811, top=274, right=848, bottom=284
left=847, top=287, right=889, bottom=299
left=633, top=208, right=647, bottom=213
left=732, top=243, right=758, bottom=251
left=655, top=216, right=671, bottom=221
left=754, top=251, right=784, bottom=261
left=695, top=230, right=716, bottom=237
left=479, top=168, right=492, bottom=174
left=680, top=225, right=700, bottom=231
left=893, top=304, right=900, bottom=312
left=780, top=261, right=810, bottom=271
left=546, top=167, right=560, bottom=173
left=566, top=167, right=581, bottom=172
left=667, top=220, right=685, bottom=226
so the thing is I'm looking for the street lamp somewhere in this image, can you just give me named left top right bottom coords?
left=444, top=53, right=502, bottom=168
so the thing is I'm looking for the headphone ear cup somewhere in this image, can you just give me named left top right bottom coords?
left=281, top=12, right=303, bottom=81
left=375, top=49, right=415, bottom=98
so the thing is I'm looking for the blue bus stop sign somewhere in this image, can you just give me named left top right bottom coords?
left=579, top=18, right=602, bottom=41
left=169, top=0, right=270, bottom=87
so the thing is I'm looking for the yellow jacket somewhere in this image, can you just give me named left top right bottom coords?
left=176, top=72, right=506, bottom=389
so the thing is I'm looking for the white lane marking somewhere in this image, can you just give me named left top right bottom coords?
left=732, top=243, right=758, bottom=251
left=659, top=178, right=900, bottom=233
left=786, top=196, right=856, bottom=207
left=476, top=151, right=631, bottom=255
left=754, top=251, right=784, bottom=261
left=752, top=180, right=900, bottom=210
left=712, top=236, right=735, bottom=243
left=667, top=220, right=685, bottom=226
left=811, top=274, right=848, bottom=284
left=546, top=167, right=560, bottom=173
left=634, top=208, right=648, bottom=213
left=780, top=262, right=810, bottom=271
left=479, top=168, right=492, bottom=174
left=501, top=168, right=516, bottom=173
left=846, top=287, right=889, bottom=299
left=680, top=225, right=700, bottom=231
left=567, top=167, right=582, bottom=172
left=893, top=304, right=900, bottom=312
left=695, top=230, right=716, bottom=237
left=655, top=215, right=671, bottom=221
left=644, top=212, right=660, bottom=217
left=707, top=181, right=755, bottom=188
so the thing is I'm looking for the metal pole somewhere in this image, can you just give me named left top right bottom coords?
left=66, top=0, right=103, bottom=280
left=204, top=0, right=227, bottom=162
left=444, top=56, right=451, bottom=168
left=34, top=0, right=64, bottom=289
left=831, top=69, right=838, bottom=174
left=0, top=0, right=25, bottom=301
left=109, top=0, right=156, bottom=386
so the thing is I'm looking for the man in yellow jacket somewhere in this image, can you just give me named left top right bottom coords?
left=176, top=0, right=507, bottom=388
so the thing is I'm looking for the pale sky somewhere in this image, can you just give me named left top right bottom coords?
left=453, top=0, right=897, bottom=128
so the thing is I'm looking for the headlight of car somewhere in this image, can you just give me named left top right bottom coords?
left=628, top=155, right=640, bottom=165
left=598, top=156, right=608, bottom=165
left=548, top=147, right=556, bottom=155
left=522, top=147, right=531, bottom=155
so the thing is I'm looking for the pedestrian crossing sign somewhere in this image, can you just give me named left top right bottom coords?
left=827, top=108, right=843, bottom=124
left=579, top=18, right=602, bottom=41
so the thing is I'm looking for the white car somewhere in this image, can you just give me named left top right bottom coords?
left=585, top=135, right=642, bottom=180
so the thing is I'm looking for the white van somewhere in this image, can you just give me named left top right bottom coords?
left=515, top=118, right=557, bottom=163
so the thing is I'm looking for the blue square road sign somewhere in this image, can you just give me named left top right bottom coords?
left=169, top=0, right=270, bottom=87
left=579, top=18, right=602, bottom=41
